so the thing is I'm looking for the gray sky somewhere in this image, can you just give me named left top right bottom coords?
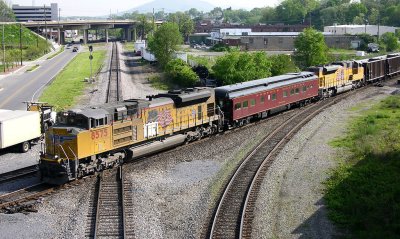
left=9, top=0, right=280, bottom=17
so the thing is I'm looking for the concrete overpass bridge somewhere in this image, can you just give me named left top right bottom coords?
left=22, top=20, right=138, bottom=44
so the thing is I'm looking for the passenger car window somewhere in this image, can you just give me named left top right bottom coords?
left=250, top=99, right=256, bottom=106
left=283, top=91, right=288, bottom=97
left=303, top=86, right=307, bottom=92
left=243, top=101, right=248, bottom=108
left=290, top=89, right=295, bottom=95
left=261, top=96, right=265, bottom=103
left=235, top=102, right=241, bottom=110
left=272, top=93, right=277, bottom=100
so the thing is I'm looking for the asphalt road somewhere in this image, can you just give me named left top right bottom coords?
left=0, top=48, right=77, bottom=110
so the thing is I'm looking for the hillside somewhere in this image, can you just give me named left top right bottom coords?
left=128, top=0, right=214, bottom=13
left=0, top=24, right=50, bottom=70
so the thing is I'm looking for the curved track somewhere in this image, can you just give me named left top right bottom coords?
left=107, top=42, right=121, bottom=103
left=208, top=93, right=351, bottom=239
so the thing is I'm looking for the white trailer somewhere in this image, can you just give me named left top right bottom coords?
left=141, top=47, right=157, bottom=62
left=0, top=110, right=42, bottom=152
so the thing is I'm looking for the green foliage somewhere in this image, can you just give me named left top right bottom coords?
left=147, top=22, right=183, bottom=68
left=210, top=43, right=231, bottom=52
left=325, top=95, right=400, bottom=238
left=381, top=32, right=399, bottom=52
left=294, top=28, right=329, bottom=68
left=167, top=12, right=194, bottom=41
left=269, top=54, right=299, bottom=76
left=39, top=50, right=106, bottom=110
left=165, top=59, right=199, bottom=87
left=357, top=33, right=377, bottom=51
left=212, top=51, right=272, bottom=85
left=148, top=74, right=171, bottom=91
left=0, top=24, right=50, bottom=70
left=136, top=14, right=154, bottom=39
left=0, top=1, right=15, bottom=22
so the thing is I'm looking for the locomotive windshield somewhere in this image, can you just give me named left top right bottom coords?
left=56, top=112, right=89, bottom=129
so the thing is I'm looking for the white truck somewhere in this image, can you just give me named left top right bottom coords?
left=0, top=102, right=55, bottom=153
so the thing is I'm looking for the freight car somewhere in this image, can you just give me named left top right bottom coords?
left=39, top=88, right=221, bottom=184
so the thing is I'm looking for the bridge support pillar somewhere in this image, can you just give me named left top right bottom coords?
left=105, top=29, right=109, bottom=43
left=83, top=29, right=88, bottom=44
left=60, top=31, right=65, bottom=45
left=124, top=28, right=132, bottom=42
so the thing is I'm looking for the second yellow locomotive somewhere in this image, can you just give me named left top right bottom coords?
left=308, top=60, right=364, bottom=98
left=40, top=88, right=221, bottom=184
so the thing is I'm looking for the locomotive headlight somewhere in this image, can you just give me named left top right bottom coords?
left=54, top=155, right=59, bottom=159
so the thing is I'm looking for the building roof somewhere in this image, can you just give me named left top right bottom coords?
left=215, top=72, right=317, bottom=99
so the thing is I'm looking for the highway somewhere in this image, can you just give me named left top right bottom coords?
left=0, top=48, right=77, bottom=110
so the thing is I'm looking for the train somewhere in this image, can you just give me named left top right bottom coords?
left=39, top=52, right=400, bottom=184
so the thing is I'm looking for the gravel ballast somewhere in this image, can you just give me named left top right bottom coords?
left=250, top=83, right=399, bottom=239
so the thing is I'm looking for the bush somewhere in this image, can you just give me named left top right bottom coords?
left=165, top=59, right=199, bottom=87
left=268, top=54, right=299, bottom=76
left=212, top=51, right=272, bottom=85
left=210, top=43, right=231, bottom=52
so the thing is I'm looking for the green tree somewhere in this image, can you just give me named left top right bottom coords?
left=165, top=59, right=199, bottom=87
left=269, top=55, right=299, bottom=76
left=136, top=14, right=153, bottom=40
left=212, top=51, right=272, bottom=85
left=381, top=32, right=399, bottom=52
left=168, top=12, right=194, bottom=42
left=147, top=22, right=183, bottom=68
left=0, top=1, right=15, bottom=22
left=294, top=28, right=329, bottom=68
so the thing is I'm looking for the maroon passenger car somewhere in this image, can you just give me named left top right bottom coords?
left=215, top=72, right=319, bottom=127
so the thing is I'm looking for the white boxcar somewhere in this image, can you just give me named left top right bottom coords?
left=0, top=110, right=41, bottom=152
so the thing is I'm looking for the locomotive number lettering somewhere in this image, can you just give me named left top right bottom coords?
left=91, top=129, right=108, bottom=140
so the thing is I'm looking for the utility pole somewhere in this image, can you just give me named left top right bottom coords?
left=19, top=23, right=22, bottom=66
left=152, top=8, right=155, bottom=34
left=58, top=8, right=61, bottom=44
left=2, top=24, right=5, bottom=72
left=44, top=4, right=48, bottom=52
left=89, top=45, right=93, bottom=83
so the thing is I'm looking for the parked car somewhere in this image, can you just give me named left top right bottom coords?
left=72, top=46, right=79, bottom=52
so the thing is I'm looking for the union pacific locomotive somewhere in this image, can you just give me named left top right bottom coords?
left=40, top=53, right=400, bottom=184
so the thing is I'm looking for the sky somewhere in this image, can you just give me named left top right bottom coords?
left=9, top=0, right=281, bottom=17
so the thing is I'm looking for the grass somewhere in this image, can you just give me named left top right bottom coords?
left=39, top=50, right=106, bottom=110
left=47, top=46, right=65, bottom=60
left=26, top=64, right=40, bottom=72
left=148, top=73, right=172, bottom=91
left=325, top=95, right=400, bottom=239
left=122, top=42, right=135, bottom=52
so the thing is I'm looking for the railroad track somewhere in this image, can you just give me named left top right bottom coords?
left=0, top=165, right=38, bottom=184
left=208, top=93, right=350, bottom=239
left=107, top=42, right=121, bottom=103
left=86, top=166, right=134, bottom=238
left=0, top=183, right=54, bottom=211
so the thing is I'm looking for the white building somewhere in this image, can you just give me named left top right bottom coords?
left=324, top=24, right=399, bottom=37
left=12, top=3, right=58, bottom=22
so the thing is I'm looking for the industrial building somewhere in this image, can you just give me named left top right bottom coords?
left=12, top=3, right=58, bottom=22
left=324, top=24, right=399, bottom=37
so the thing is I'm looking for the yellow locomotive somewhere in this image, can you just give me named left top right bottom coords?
left=308, top=61, right=364, bottom=98
left=40, top=88, right=221, bottom=184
